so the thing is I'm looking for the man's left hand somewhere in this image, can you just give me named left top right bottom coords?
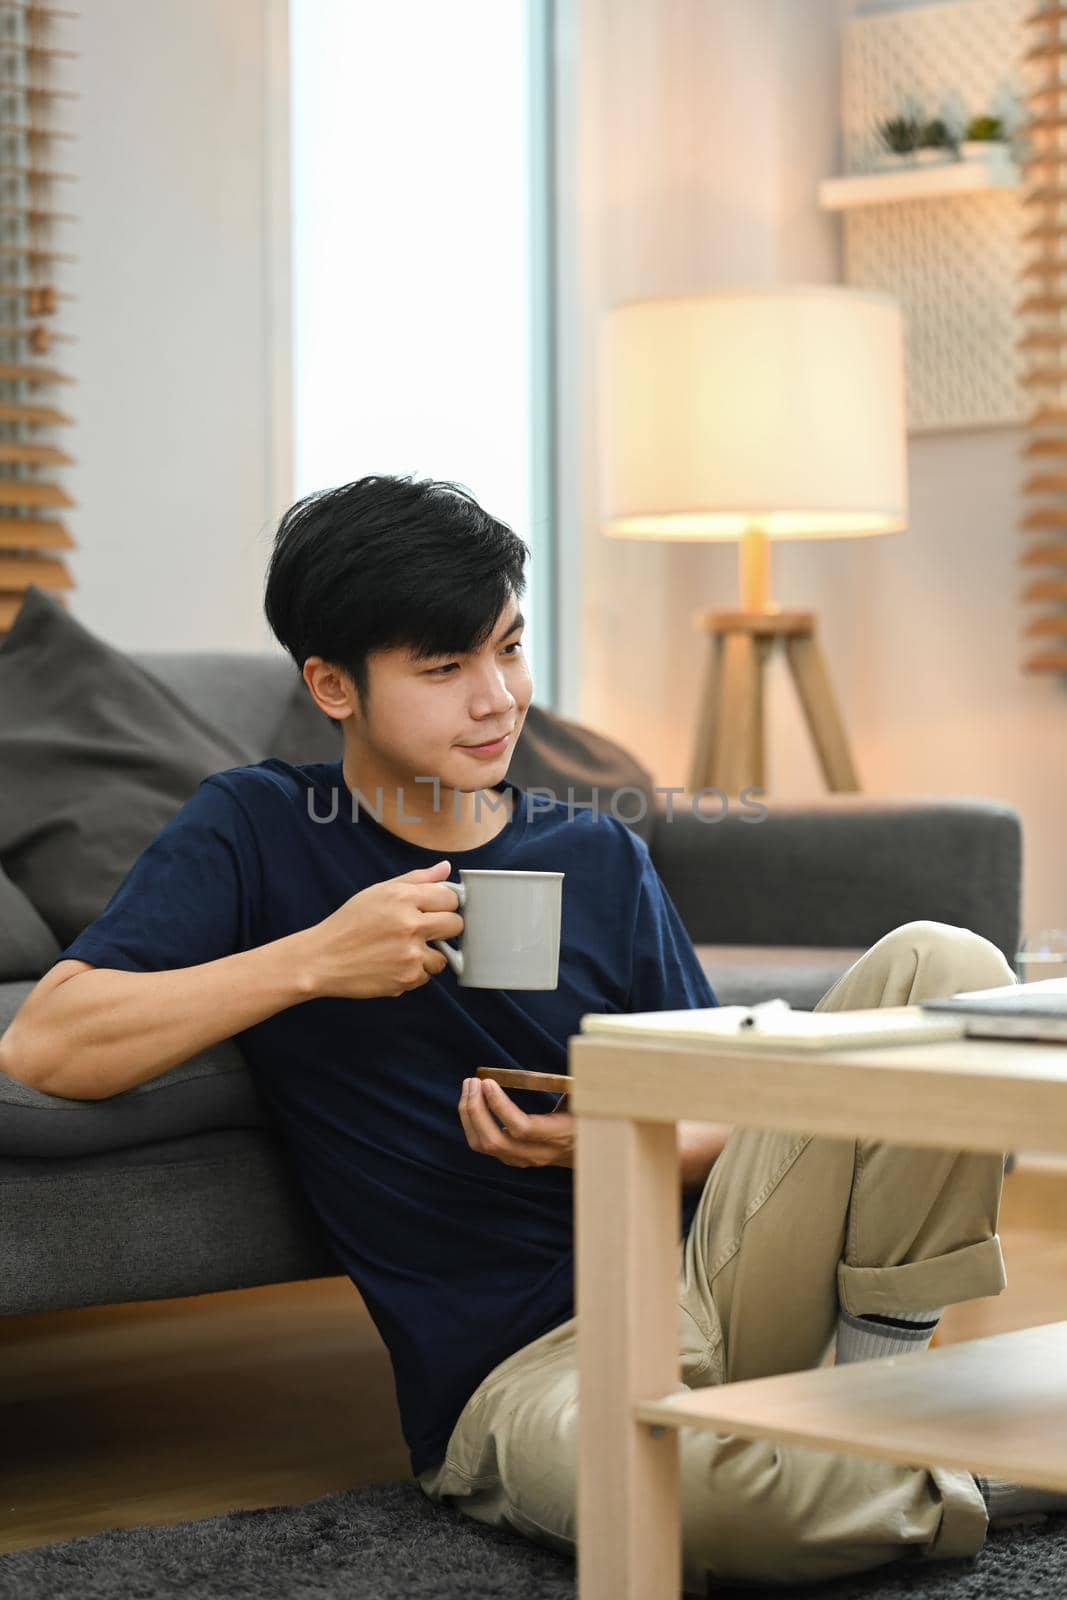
left=458, top=1075, right=575, bottom=1169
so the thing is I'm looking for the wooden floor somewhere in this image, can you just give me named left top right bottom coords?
left=4, top=1160, right=1067, bottom=1557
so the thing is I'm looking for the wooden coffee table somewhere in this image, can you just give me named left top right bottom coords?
left=568, top=1021, right=1067, bottom=1599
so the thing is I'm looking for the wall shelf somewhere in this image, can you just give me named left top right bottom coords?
left=819, top=155, right=1020, bottom=211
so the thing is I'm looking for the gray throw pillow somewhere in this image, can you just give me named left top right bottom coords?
left=0, top=861, right=63, bottom=979
left=507, top=703, right=657, bottom=846
left=0, top=585, right=257, bottom=950
left=268, top=673, right=345, bottom=765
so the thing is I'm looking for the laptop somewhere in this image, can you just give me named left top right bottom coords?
left=921, top=977, right=1067, bottom=1041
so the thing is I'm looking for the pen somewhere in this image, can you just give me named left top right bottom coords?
left=738, top=997, right=792, bottom=1031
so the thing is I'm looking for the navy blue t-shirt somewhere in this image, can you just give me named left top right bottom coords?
left=58, top=760, right=719, bottom=1476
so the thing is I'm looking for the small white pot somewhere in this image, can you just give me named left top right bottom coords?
left=960, top=139, right=1008, bottom=162
left=915, top=146, right=953, bottom=165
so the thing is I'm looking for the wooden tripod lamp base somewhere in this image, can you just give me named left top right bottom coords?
left=687, top=527, right=862, bottom=796
left=688, top=608, right=860, bottom=797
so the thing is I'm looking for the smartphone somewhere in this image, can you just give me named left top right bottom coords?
left=475, top=1065, right=572, bottom=1111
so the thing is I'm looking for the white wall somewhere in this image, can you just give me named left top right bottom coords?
left=555, top=0, right=1067, bottom=937
left=63, top=0, right=290, bottom=653
left=554, top=0, right=845, bottom=783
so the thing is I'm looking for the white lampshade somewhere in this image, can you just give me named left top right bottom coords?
left=599, top=285, right=908, bottom=541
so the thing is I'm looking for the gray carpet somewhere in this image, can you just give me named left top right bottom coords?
left=0, top=1481, right=1065, bottom=1599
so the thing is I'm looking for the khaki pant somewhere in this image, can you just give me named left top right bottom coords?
left=418, top=921, right=1016, bottom=1589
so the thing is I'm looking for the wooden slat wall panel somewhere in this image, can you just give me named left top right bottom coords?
left=0, top=513, right=70, bottom=547
left=1023, top=540, right=1067, bottom=564
left=0, top=440, right=72, bottom=463
left=1021, top=3, right=1067, bottom=672
left=0, top=479, right=73, bottom=507
left=0, top=553, right=71, bottom=588
left=0, top=0, right=77, bottom=635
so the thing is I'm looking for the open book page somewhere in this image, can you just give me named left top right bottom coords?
left=578, top=1004, right=968, bottom=1052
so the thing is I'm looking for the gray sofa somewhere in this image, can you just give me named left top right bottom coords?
left=0, top=651, right=1023, bottom=1319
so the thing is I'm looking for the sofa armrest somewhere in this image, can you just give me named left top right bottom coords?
left=649, top=794, right=1022, bottom=963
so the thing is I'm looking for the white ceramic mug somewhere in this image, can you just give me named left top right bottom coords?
left=430, top=868, right=563, bottom=989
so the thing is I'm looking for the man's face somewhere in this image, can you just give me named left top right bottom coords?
left=348, top=600, right=533, bottom=792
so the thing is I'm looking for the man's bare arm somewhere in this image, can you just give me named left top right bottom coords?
left=0, top=861, right=466, bottom=1103
left=0, top=937, right=320, bottom=1101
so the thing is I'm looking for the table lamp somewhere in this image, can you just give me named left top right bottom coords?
left=599, top=285, right=908, bottom=796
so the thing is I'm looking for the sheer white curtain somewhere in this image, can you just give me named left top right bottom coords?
left=290, top=0, right=556, bottom=700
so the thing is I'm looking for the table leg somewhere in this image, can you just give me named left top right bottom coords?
left=576, top=1113, right=683, bottom=1599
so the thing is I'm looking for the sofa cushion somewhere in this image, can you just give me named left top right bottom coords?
left=0, top=586, right=257, bottom=951
left=128, top=650, right=299, bottom=759
left=506, top=703, right=657, bottom=845
left=0, top=1127, right=343, bottom=1316
left=268, top=673, right=346, bottom=765
left=0, top=864, right=62, bottom=980
left=0, top=980, right=272, bottom=1158
left=654, top=796, right=1022, bottom=962
left=694, top=945, right=865, bottom=1009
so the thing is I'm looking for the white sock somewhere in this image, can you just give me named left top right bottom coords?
left=835, top=1305, right=943, bottom=1364
left=976, top=1473, right=1067, bottom=1527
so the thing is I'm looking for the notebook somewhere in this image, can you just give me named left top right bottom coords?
left=578, top=1003, right=968, bottom=1052
left=921, top=977, right=1067, bottom=1042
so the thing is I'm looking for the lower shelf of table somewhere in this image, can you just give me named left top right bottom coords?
left=632, top=1320, right=1067, bottom=1492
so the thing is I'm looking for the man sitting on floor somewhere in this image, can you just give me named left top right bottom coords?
left=4, top=473, right=1064, bottom=1589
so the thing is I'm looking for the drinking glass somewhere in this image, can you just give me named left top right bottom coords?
left=1015, top=928, right=1067, bottom=984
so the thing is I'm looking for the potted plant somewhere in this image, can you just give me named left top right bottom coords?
left=916, top=117, right=955, bottom=165
left=960, top=114, right=1007, bottom=161
left=876, top=113, right=922, bottom=168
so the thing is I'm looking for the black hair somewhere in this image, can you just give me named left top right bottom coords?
left=263, top=473, right=530, bottom=708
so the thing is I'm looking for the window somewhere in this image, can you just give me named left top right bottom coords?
left=290, top=0, right=557, bottom=702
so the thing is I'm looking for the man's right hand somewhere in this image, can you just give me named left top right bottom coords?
left=298, top=861, right=464, bottom=1000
